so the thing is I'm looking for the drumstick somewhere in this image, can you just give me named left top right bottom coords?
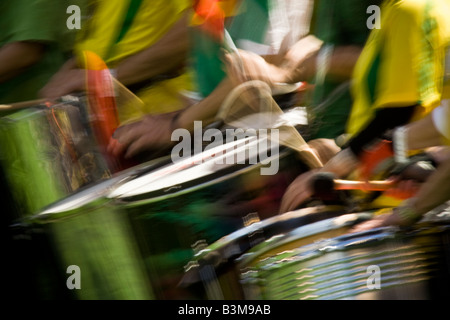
left=0, top=99, right=47, bottom=111
left=312, top=172, right=395, bottom=197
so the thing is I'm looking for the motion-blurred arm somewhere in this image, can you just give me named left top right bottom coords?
left=0, top=41, right=45, bottom=83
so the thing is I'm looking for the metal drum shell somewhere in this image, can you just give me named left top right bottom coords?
left=23, top=157, right=174, bottom=300
left=238, top=209, right=450, bottom=300
left=181, top=209, right=371, bottom=299
left=113, top=140, right=308, bottom=299
left=0, top=100, right=113, bottom=220
left=35, top=200, right=155, bottom=300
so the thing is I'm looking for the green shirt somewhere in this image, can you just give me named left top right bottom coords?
left=0, top=0, right=78, bottom=104
left=190, top=0, right=271, bottom=98
left=308, top=0, right=383, bottom=140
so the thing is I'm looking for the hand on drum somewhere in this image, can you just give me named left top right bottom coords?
left=351, top=174, right=425, bottom=232
left=279, top=168, right=319, bottom=213
left=279, top=139, right=343, bottom=213
left=40, top=68, right=85, bottom=100
left=107, top=113, right=176, bottom=159
left=223, top=49, right=286, bottom=88
left=383, top=176, right=420, bottom=199
left=351, top=206, right=416, bottom=233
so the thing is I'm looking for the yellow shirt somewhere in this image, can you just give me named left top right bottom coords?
left=348, top=0, right=450, bottom=137
left=74, top=0, right=193, bottom=122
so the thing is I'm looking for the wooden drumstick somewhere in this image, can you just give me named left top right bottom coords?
left=312, top=172, right=395, bottom=197
left=0, top=99, right=47, bottom=111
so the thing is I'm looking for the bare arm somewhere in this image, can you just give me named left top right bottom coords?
left=0, top=41, right=45, bottom=83
left=225, top=35, right=362, bottom=88
left=108, top=77, right=235, bottom=159
left=116, top=11, right=190, bottom=86
left=40, top=11, right=190, bottom=99
left=281, top=37, right=363, bottom=83
left=413, top=156, right=450, bottom=214
left=175, top=77, right=234, bottom=131
left=405, top=112, right=446, bottom=150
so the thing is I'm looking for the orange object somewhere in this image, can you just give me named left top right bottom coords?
left=81, top=51, right=130, bottom=172
left=192, top=0, right=239, bottom=40
left=358, top=140, right=394, bottom=181
left=358, top=140, right=418, bottom=200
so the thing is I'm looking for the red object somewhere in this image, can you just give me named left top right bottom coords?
left=82, top=51, right=131, bottom=172
left=359, top=140, right=394, bottom=181
left=193, top=0, right=226, bottom=41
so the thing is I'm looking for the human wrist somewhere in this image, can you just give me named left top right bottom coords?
left=394, top=198, right=422, bottom=224
left=170, top=109, right=183, bottom=132
left=323, top=147, right=359, bottom=178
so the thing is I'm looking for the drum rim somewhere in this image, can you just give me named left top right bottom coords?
left=235, top=211, right=375, bottom=267
left=238, top=209, right=450, bottom=270
left=180, top=205, right=350, bottom=286
left=28, top=155, right=173, bottom=223
left=113, top=145, right=297, bottom=205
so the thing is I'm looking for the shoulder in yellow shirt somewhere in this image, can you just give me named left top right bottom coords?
left=348, top=0, right=450, bottom=137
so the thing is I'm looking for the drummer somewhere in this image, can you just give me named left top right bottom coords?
left=40, top=0, right=194, bottom=123
left=0, top=0, right=82, bottom=300
left=353, top=97, right=450, bottom=230
left=279, top=0, right=450, bottom=213
left=109, top=0, right=374, bottom=161
left=0, top=0, right=77, bottom=104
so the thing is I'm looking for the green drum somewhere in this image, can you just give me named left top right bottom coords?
left=0, top=97, right=111, bottom=220
left=238, top=206, right=450, bottom=300
left=111, top=136, right=307, bottom=299
left=20, top=134, right=307, bottom=300
left=26, top=158, right=171, bottom=300
left=0, top=97, right=116, bottom=300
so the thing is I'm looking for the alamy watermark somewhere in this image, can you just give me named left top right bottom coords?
left=366, top=265, right=381, bottom=290
left=66, top=5, right=381, bottom=31
left=171, top=121, right=280, bottom=175
left=367, top=5, right=381, bottom=30
left=66, top=265, right=81, bottom=290
left=66, top=5, right=81, bottom=30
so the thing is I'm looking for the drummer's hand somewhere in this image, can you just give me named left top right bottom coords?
left=279, top=169, right=319, bottom=214
left=223, top=49, right=286, bottom=88
left=279, top=145, right=356, bottom=214
left=40, top=69, right=85, bottom=100
left=351, top=201, right=421, bottom=233
left=351, top=211, right=408, bottom=233
left=383, top=176, right=420, bottom=200
left=107, top=113, right=175, bottom=159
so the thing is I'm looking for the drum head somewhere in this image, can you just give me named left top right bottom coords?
left=237, top=207, right=450, bottom=300
left=180, top=205, right=356, bottom=287
left=110, top=136, right=302, bottom=203
left=31, top=155, right=172, bottom=222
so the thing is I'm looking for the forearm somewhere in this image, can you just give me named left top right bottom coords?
left=328, top=46, right=363, bottom=80
left=116, top=11, right=190, bottom=86
left=279, top=35, right=322, bottom=83
left=280, top=36, right=362, bottom=84
left=320, top=106, right=417, bottom=179
left=0, top=41, right=45, bottom=83
left=176, top=77, right=234, bottom=131
left=402, top=113, right=443, bottom=150
left=348, top=106, right=417, bottom=157
left=412, top=158, right=450, bottom=215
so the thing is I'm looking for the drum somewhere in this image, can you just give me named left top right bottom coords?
left=111, top=135, right=308, bottom=299
left=180, top=206, right=370, bottom=299
left=22, top=156, right=172, bottom=300
left=238, top=205, right=450, bottom=300
left=0, top=97, right=112, bottom=219
left=22, top=133, right=305, bottom=299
